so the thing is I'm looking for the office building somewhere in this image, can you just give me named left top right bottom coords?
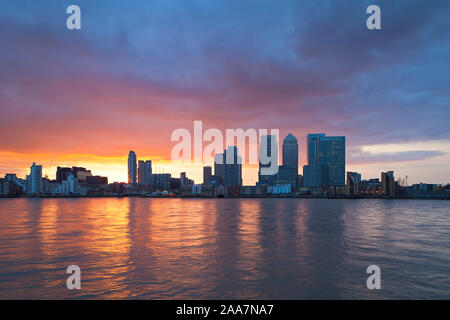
left=223, top=146, right=242, bottom=186
left=282, top=133, right=298, bottom=173
left=203, top=166, right=212, bottom=185
left=214, top=153, right=225, bottom=185
left=276, top=166, right=297, bottom=186
left=280, top=133, right=298, bottom=186
left=258, top=134, right=278, bottom=186
left=303, top=134, right=345, bottom=187
left=192, top=184, right=202, bottom=195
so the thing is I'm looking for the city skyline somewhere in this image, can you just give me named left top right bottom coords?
left=2, top=131, right=449, bottom=187
left=1, top=1, right=450, bottom=185
left=1, top=1, right=450, bottom=305
left=2, top=130, right=449, bottom=200
left=2, top=140, right=448, bottom=185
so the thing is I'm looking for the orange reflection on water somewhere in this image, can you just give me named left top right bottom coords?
left=78, top=198, right=132, bottom=298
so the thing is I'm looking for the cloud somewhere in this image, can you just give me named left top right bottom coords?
left=0, top=0, right=449, bottom=183
left=349, top=150, right=445, bottom=164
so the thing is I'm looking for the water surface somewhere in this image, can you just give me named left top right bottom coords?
left=0, top=198, right=448, bottom=299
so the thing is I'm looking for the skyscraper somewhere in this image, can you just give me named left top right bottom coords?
left=138, top=160, right=152, bottom=185
left=303, top=134, right=345, bottom=187
left=258, top=134, right=278, bottom=186
left=214, top=153, right=225, bottom=185
left=203, top=166, right=212, bottom=185
left=30, top=162, right=42, bottom=194
left=223, top=146, right=242, bottom=186
left=318, top=136, right=345, bottom=186
left=128, top=151, right=137, bottom=184
left=307, top=133, right=325, bottom=165
left=280, top=133, right=298, bottom=186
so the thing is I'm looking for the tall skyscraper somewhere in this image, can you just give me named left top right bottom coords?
left=307, top=134, right=325, bottom=165
left=318, top=136, right=345, bottom=186
left=138, top=160, right=152, bottom=185
left=258, top=134, right=278, bottom=186
left=223, top=146, right=242, bottom=186
left=280, top=133, right=298, bottom=186
left=128, top=151, right=137, bottom=184
left=30, top=162, right=42, bottom=194
left=214, top=153, right=225, bottom=185
left=303, top=134, right=345, bottom=187
left=203, top=166, right=212, bottom=185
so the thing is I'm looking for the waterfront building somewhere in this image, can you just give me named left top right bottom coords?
left=150, top=173, right=171, bottom=190
left=258, top=134, right=278, bottom=186
left=223, top=146, right=242, bottom=186
left=170, top=178, right=181, bottom=191
left=30, top=162, right=42, bottom=194
left=86, top=175, right=108, bottom=186
left=276, top=165, right=297, bottom=186
left=56, top=167, right=72, bottom=183
left=303, top=134, right=345, bottom=187
left=203, top=166, right=212, bottom=185
left=282, top=133, right=298, bottom=185
left=381, top=171, right=395, bottom=196
left=347, top=171, right=361, bottom=195
left=180, top=172, right=194, bottom=187
left=270, top=184, right=292, bottom=195
left=72, top=167, right=92, bottom=183
left=214, top=153, right=225, bottom=185
left=138, top=160, right=152, bottom=185
left=62, top=174, right=79, bottom=195
left=128, top=151, right=137, bottom=184
left=192, top=184, right=202, bottom=195
left=297, top=174, right=303, bottom=187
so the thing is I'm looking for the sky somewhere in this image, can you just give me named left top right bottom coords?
left=1, top=0, right=449, bottom=185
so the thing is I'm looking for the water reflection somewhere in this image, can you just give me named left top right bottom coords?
left=0, top=198, right=448, bottom=299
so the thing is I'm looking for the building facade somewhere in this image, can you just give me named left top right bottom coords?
left=203, top=166, right=212, bottom=185
left=138, top=160, right=152, bottom=185
left=30, top=162, right=42, bottom=194
left=381, top=171, right=395, bottom=196
left=303, top=134, right=345, bottom=187
left=128, top=151, right=137, bottom=184
left=258, top=134, right=278, bottom=186
left=223, top=146, right=242, bottom=186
